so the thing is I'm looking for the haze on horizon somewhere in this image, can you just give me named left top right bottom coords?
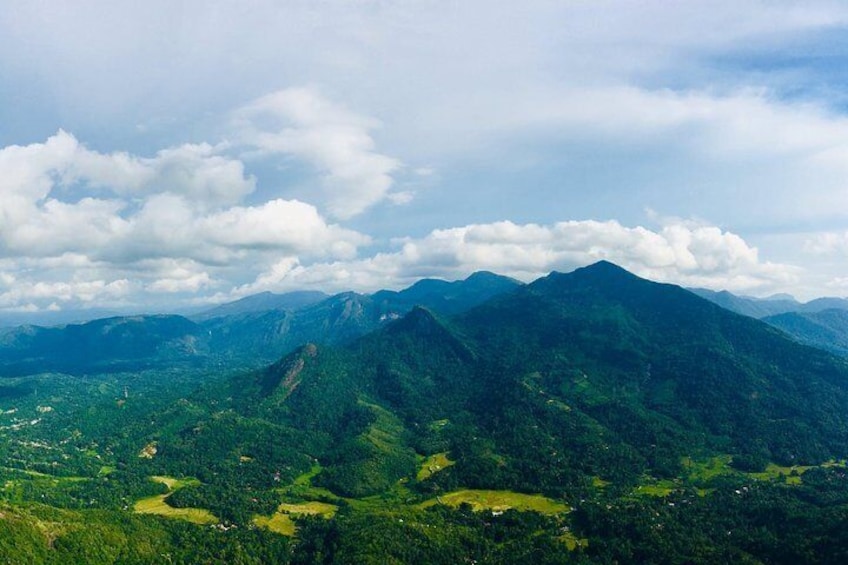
left=1, top=0, right=848, bottom=314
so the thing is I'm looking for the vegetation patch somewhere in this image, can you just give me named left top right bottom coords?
left=560, top=530, right=589, bottom=551
left=149, top=475, right=200, bottom=491
left=592, top=476, right=611, bottom=489
left=280, top=464, right=342, bottom=502
left=416, top=452, right=455, bottom=481
left=744, top=461, right=845, bottom=485
left=682, top=455, right=734, bottom=483
left=277, top=501, right=337, bottom=516
left=253, top=513, right=295, bottom=536
left=633, top=482, right=676, bottom=497
left=681, top=455, right=847, bottom=487
left=254, top=501, right=337, bottom=536
left=133, top=475, right=216, bottom=525
left=133, top=495, right=218, bottom=525
left=419, top=489, right=570, bottom=514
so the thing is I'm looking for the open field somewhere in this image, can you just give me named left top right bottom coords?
left=682, top=455, right=733, bottom=483
left=417, top=452, right=455, bottom=481
left=254, top=513, right=296, bottom=536
left=150, top=475, right=201, bottom=491
left=560, top=531, right=589, bottom=551
left=133, top=475, right=217, bottom=525
left=254, top=500, right=338, bottom=536
left=280, top=464, right=342, bottom=502
left=631, top=457, right=848, bottom=498
left=134, top=495, right=218, bottom=525
left=418, top=489, right=570, bottom=514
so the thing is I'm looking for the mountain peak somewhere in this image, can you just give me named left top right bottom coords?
left=534, top=261, right=642, bottom=294
left=575, top=260, right=636, bottom=278
left=389, top=305, right=442, bottom=335
left=464, top=270, right=511, bottom=283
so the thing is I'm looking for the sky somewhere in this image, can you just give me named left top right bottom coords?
left=2, top=0, right=848, bottom=315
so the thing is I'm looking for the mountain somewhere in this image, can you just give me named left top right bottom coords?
left=692, top=287, right=848, bottom=320
left=171, top=260, right=848, bottom=502
left=192, top=290, right=328, bottom=321
left=202, top=272, right=521, bottom=363
left=0, top=273, right=521, bottom=375
left=7, top=261, right=848, bottom=562
left=801, top=296, right=848, bottom=312
left=0, top=307, right=129, bottom=329
left=764, top=308, right=848, bottom=357
left=689, top=287, right=800, bottom=318
left=0, top=314, right=205, bottom=376
left=107, top=260, right=848, bottom=562
left=371, top=271, right=522, bottom=315
left=203, top=291, right=384, bottom=363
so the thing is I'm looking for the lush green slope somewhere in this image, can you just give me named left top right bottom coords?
left=689, top=288, right=800, bottom=318
left=0, top=315, right=207, bottom=376
left=764, top=308, right=848, bottom=358
left=192, top=290, right=329, bottom=321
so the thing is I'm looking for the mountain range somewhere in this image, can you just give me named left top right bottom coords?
left=3, top=262, right=848, bottom=562
left=0, top=271, right=522, bottom=376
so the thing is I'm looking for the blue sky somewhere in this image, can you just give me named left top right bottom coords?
left=1, top=0, right=848, bottom=313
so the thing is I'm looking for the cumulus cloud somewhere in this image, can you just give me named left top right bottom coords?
left=0, top=130, right=255, bottom=207
left=234, top=87, right=402, bottom=218
left=0, top=130, right=370, bottom=311
left=0, top=131, right=366, bottom=261
left=0, top=278, right=134, bottom=309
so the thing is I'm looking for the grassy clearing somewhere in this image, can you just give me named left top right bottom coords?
left=134, top=495, right=217, bottom=525
left=745, top=462, right=847, bottom=485
left=682, top=455, right=733, bottom=483
left=0, top=466, right=87, bottom=484
left=560, top=531, right=589, bottom=551
left=633, top=481, right=677, bottom=497
left=254, top=501, right=338, bottom=536
left=254, top=513, right=296, bottom=536
left=417, top=452, right=455, bottom=481
left=682, top=455, right=846, bottom=486
left=278, top=501, right=337, bottom=516
left=281, top=464, right=342, bottom=502
left=150, top=475, right=200, bottom=491
left=419, top=489, right=570, bottom=514
left=293, top=465, right=322, bottom=486
left=592, top=476, right=611, bottom=489
left=429, top=419, right=449, bottom=430
left=748, top=463, right=807, bottom=484
left=133, top=475, right=217, bottom=525
left=631, top=456, right=848, bottom=499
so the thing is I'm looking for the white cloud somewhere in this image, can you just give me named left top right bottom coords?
left=0, top=130, right=370, bottom=310
left=0, top=278, right=134, bottom=308
left=0, top=131, right=367, bottom=262
left=805, top=231, right=848, bottom=256
left=235, top=87, right=402, bottom=218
